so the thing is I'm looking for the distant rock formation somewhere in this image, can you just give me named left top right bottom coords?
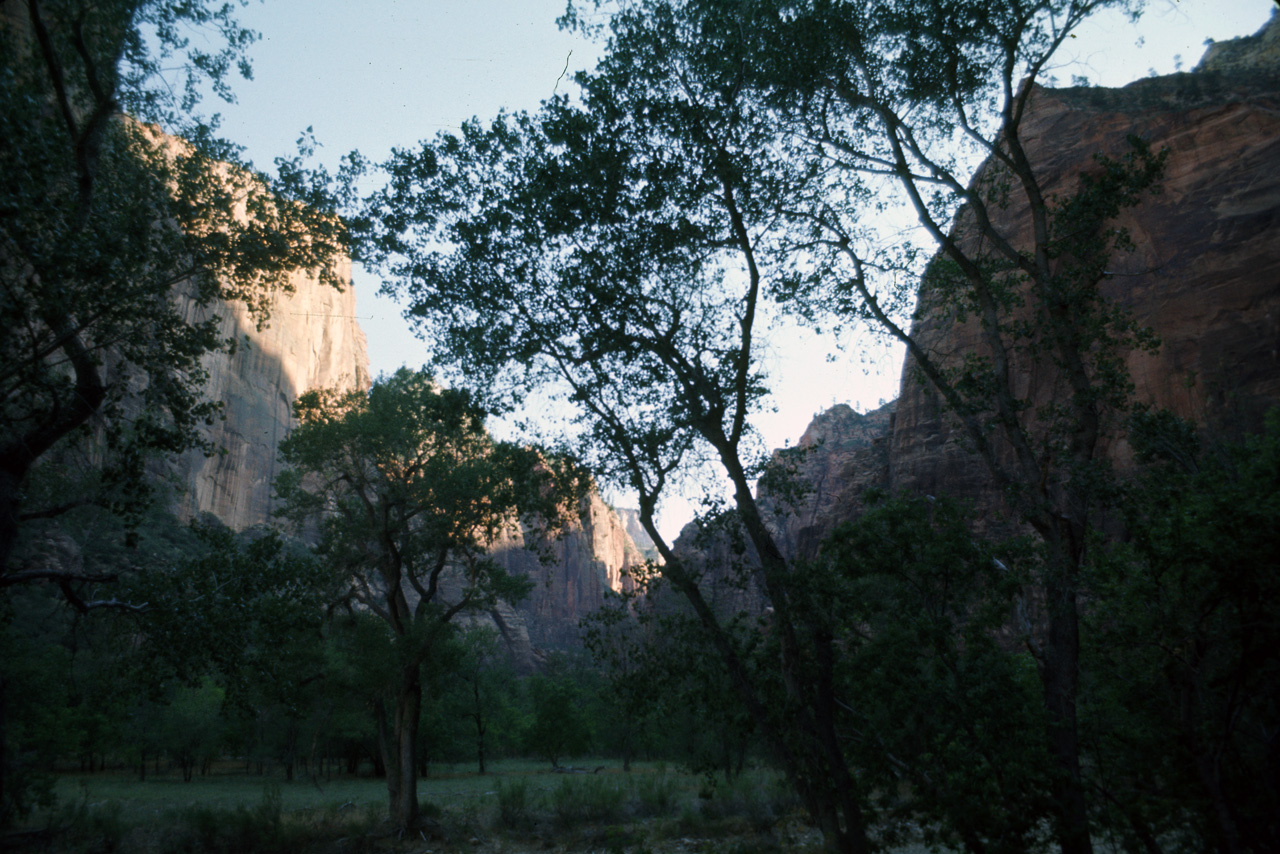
left=488, top=494, right=644, bottom=665
left=759, top=403, right=895, bottom=561
left=159, top=262, right=653, bottom=666
left=1197, top=9, right=1280, bottom=75
left=171, top=272, right=649, bottom=665
left=613, top=507, right=659, bottom=561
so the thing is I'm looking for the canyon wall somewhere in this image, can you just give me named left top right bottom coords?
left=162, top=259, right=649, bottom=663
left=172, top=269, right=645, bottom=664
left=886, top=13, right=1280, bottom=511
left=162, top=264, right=371, bottom=529
left=755, top=15, right=1280, bottom=544
left=488, top=494, right=644, bottom=663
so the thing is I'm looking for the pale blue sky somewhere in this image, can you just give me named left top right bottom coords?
left=204, top=0, right=1275, bottom=535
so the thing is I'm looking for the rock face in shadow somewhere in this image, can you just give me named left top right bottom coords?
left=165, top=268, right=645, bottom=665
left=677, top=14, right=1280, bottom=571
left=666, top=403, right=895, bottom=620
left=888, top=13, right=1280, bottom=511
left=162, top=262, right=371, bottom=529
left=761, top=403, right=896, bottom=562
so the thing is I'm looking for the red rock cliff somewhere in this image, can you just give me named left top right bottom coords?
left=887, top=14, right=1280, bottom=510
left=756, top=16, right=1280, bottom=538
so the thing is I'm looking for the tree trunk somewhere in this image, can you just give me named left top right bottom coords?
left=1, top=675, right=7, bottom=819
left=382, top=671, right=423, bottom=830
left=473, top=680, right=486, bottom=775
left=0, top=468, right=24, bottom=577
left=1041, top=546, right=1092, bottom=854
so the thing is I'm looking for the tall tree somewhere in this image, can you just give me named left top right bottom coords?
left=639, top=4, right=1162, bottom=851
left=363, top=58, right=877, bottom=852
left=0, top=0, right=355, bottom=585
left=362, top=0, right=1162, bottom=849
left=1083, top=410, right=1280, bottom=853
left=275, top=367, right=579, bottom=831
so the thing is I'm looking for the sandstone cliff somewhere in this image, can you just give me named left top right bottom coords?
left=760, top=403, right=896, bottom=561
left=164, top=263, right=371, bottom=529
left=685, top=13, right=1280, bottom=563
left=888, top=13, right=1280, bottom=509
left=487, top=494, right=644, bottom=662
left=166, top=271, right=647, bottom=663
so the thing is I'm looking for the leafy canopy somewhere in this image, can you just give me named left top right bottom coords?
left=1, top=0, right=358, bottom=576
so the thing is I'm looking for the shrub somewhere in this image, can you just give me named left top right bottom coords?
left=632, top=772, right=681, bottom=818
left=495, top=778, right=536, bottom=831
left=697, top=771, right=796, bottom=832
left=551, top=775, right=627, bottom=830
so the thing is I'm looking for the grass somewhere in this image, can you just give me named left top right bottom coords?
left=11, top=760, right=826, bottom=852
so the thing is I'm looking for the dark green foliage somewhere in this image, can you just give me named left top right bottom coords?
left=550, top=775, right=628, bottom=830
left=496, top=777, right=536, bottom=831
left=428, top=626, right=522, bottom=773
left=0, top=0, right=355, bottom=580
left=1083, top=410, right=1280, bottom=853
left=817, top=493, right=1054, bottom=853
left=524, top=659, right=597, bottom=769
left=133, top=524, right=331, bottom=701
left=2, top=3, right=354, bottom=815
left=362, top=1, right=1170, bottom=849
left=275, top=367, right=583, bottom=829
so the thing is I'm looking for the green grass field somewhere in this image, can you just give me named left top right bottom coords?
left=50, top=759, right=554, bottom=819
left=13, top=760, right=831, bottom=853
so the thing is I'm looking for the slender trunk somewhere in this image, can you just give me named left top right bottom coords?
left=1182, top=694, right=1244, bottom=854
left=375, top=698, right=396, bottom=823
left=639, top=505, right=868, bottom=854
left=1041, top=541, right=1091, bottom=854
left=472, top=680, right=486, bottom=774
left=284, top=720, right=297, bottom=781
left=0, top=469, right=23, bottom=578
left=386, top=668, right=422, bottom=830
left=1, top=675, right=7, bottom=819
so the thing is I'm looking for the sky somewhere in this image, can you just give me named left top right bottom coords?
left=200, top=0, right=1275, bottom=538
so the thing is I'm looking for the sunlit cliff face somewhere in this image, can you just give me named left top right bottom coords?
left=168, top=263, right=370, bottom=529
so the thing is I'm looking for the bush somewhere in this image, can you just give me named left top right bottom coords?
left=696, top=771, right=796, bottom=832
left=51, top=793, right=127, bottom=852
left=551, top=775, right=627, bottom=830
left=495, top=778, right=536, bottom=831
left=631, top=771, right=680, bottom=818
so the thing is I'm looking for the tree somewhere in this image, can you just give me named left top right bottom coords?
left=2, top=1, right=353, bottom=815
left=361, top=29, right=875, bottom=851
left=443, top=625, right=516, bottom=775
left=1082, top=410, right=1280, bottom=853
left=582, top=574, right=758, bottom=778
left=361, top=0, right=1165, bottom=849
left=275, top=367, right=580, bottom=831
left=817, top=492, right=1055, bottom=854
left=0, top=0, right=354, bottom=585
left=620, top=4, right=1162, bottom=851
left=130, top=522, right=335, bottom=783
left=523, top=656, right=596, bottom=770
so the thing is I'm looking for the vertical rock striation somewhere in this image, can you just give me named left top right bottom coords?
left=487, top=493, right=644, bottom=662
left=165, top=263, right=370, bottom=529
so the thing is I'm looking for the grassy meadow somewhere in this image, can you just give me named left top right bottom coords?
left=10, top=760, right=833, bottom=853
